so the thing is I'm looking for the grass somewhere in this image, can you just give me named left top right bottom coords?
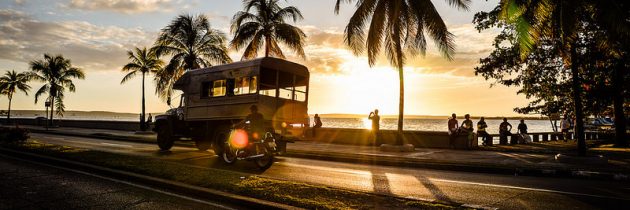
left=1, top=140, right=469, bottom=210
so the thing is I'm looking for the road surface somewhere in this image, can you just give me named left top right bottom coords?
left=27, top=133, right=630, bottom=209
left=0, top=152, right=237, bottom=210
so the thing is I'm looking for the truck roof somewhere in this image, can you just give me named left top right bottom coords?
left=173, top=57, right=308, bottom=90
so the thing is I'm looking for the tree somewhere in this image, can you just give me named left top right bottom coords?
left=497, top=0, right=630, bottom=153
left=153, top=14, right=232, bottom=105
left=334, top=0, right=470, bottom=144
left=29, top=54, right=85, bottom=126
left=474, top=7, right=628, bottom=130
left=121, top=47, right=164, bottom=131
left=230, top=0, right=306, bottom=60
left=0, top=70, right=31, bottom=122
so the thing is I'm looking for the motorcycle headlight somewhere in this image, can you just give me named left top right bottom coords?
left=229, top=129, right=249, bottom=149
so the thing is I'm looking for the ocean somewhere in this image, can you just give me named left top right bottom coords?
left=316, top=118, right=554, bottom=133
left=10, top=111, right=553, bottom=133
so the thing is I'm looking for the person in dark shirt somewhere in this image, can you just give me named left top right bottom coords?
left=517, top=119, right=528, bottom=134
left=237, top=105, right=265, bottom=139
left=477, top=117, right=491, bottom=146
left=368, top=109, right=380, bottom=143
left=499, top=118, right=512, bottom=144
left=517, top=119, right=531, bottom=144
left=448, top=113, right=459, bottom=148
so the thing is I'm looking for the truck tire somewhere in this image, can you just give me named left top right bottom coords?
left=194, top=137, right=212, bottom=151
left=156, top=122, right=174, bottom=151
left=212, top=125, right=230, bottom=156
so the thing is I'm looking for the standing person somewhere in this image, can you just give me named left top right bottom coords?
left=517, top=119, right=531, bottom=144
left=146, top=114, right=153, bottom=130
left=560, top=115, right=571, bottom=142
left=448, top=113, right=459, bottom=148
left=477, top=117, right=491, bottom=146
left=368, top=109, right=380, bottom=144
left=499, top=118, right=512, bottom=145
left=312, top=114, right=323, bottom=137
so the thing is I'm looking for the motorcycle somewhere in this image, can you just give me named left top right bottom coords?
left=220, top=122, right=277, bottom=170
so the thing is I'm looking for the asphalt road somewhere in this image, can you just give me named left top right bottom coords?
left=29, top=133, right=630, bottom=209
left=0, top=153, right=236, bottom=210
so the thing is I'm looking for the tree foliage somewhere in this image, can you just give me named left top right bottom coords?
left=230, top=0, right=306, bottom=60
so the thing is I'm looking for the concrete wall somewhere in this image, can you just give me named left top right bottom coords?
left=1, top=118, right=140, bottom=131
left=308, top=128, right=476, bottom=149
left=1, top=118, right=476, bottom=149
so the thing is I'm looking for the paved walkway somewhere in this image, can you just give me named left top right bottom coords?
left=10, top=125, right=630, bottom=175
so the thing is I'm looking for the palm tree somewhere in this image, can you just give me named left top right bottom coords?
left=498, top=0, right=630, bottom=154
left=153, top=14, right=232, bottom=105
left=121, top=47, right=164, bottom=131
left=0, top=70, right=31, bottom=122
left=335, top=0, right=470, bottom=144
left=29, top=54, right=85, bottom=127
left=230, top=0, right=307, bottom=60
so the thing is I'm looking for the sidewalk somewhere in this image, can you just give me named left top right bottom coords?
left=11, top=124, right=630, bottom=180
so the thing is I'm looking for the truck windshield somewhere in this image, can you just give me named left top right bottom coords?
left=260, top=68, right=307, bottom=102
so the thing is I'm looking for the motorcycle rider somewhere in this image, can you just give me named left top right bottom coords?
left=236, top=105, right=265, bottom=140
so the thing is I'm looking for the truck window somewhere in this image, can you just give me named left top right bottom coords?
left=234, top=76, right=258, bottom=95
left=212, top=80, right=226, bottom=97
left=260, top=68, right=277, bottom=97
left=278, top=71, right=293, bottom=100
left=294, top=75, right=307, bottom=102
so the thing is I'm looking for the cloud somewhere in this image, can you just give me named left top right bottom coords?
left=64, top=0, right=174, bottom=14
left=0, top=9, right=156, bottom=72
left=286, top=23, right=496, bottom=77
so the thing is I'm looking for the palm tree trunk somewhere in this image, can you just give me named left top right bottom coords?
left=7, top=93, right=12, bottom=122
left=613, top=64, right=627, bottom=147
left=50, top=96, right=55, bottom=128
left=265, top=36, right=271, bottom=57
left=141, top=72, right=146, bottom=131
left=571, top=46, right=586, bottom=156
left=397, top=62, right=404, bottom=145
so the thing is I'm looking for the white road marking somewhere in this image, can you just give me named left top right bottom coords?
left=431, top=178, right=630, bottom=201
left=100, top=142, right=133, bottom=148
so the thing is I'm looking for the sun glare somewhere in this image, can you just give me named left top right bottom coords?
left=362, top=117, right=372, bottom=130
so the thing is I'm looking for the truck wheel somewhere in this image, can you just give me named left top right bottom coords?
left=212, top=126, right=230, bottom=156
left=156, top=123, right=174, bottom=151
left=194, top=137, right=212, bottom=151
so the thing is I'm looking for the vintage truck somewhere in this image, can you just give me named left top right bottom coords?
left=153, top=57, right=310, bottom=155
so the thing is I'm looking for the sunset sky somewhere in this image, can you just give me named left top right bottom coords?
left=0, top=0, right=533, bottom=117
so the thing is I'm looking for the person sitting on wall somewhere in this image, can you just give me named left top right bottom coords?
left=460, top=114, right=475, bottom=148
left=499, top=118, right=512, bottom=145
left=477, top=117, right=491, bottom=146
left=517, top=119, right=532, bottom=144
left=448, top=113, right=459, bottom=148
left=312, top=114, right=322, bottom=137
left=368, top=109, right=380, bottom=144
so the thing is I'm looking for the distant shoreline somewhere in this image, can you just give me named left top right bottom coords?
left=3, top=109, right=547, bottom=120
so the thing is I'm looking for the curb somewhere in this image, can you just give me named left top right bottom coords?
left=0, top=147, right=298, bottom=210
left=25, top=127, right=630, bottom=182
left=285, top=150, right=630, bottom=182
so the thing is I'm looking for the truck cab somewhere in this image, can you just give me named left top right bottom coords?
left=153, top=57, right=309, bottom=154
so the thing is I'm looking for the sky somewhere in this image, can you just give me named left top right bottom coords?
left=0, top=0, right=533, bottom=117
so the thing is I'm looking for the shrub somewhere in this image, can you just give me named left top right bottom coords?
left=0, top=127, right=30, bottom=143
